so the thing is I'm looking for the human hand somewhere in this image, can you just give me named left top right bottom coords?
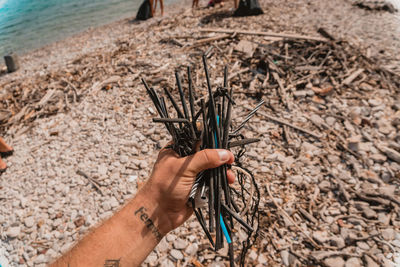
left=140, top=146, right=235, bottom=235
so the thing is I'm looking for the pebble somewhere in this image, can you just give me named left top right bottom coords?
left=166, top=234, right=177, bottom=242
left=34, top=254, right=47, bottom=264
left=288, top=175, right=303, bottom=187
left=382, top=228, right=396, bottom=241
left=364, top=255, right=379, bottom=267
left=345, top=257, right=361, bottom=267
left=368, top=99, right=382, bottom=107
left=357, top=241, right=370, bottom=250
left=24, top=217, right=35, bottom=228
left=330, top=236, right=345, bottom=248
left=318, top=180, right=331, bottom=192
left=173, top=238, right=188, bottom=250
left=258, top=254, right=267, bottom=265
left=157, top=238, right=169, bottom=253
left=280, top=250, right=290, bottom=266
left=170, top=249, right=184, bottom=260
left=370, top=153, right=387, bottom=163
left=109, top=197, right=119, bottom=208
left=249, top=250, right=258, bottom=261
left=185, top=243, right=198, bottom=256
left=6, top=227, right=20, bottom=238
left=362, top=207, right=377, bottom=219
left=324, top=256, right=345, bottom=267
left=146, top=252, right=158, bottom=265
left=312, top=231, right=328, bottom=244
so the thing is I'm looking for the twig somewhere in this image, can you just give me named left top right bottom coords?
left=199, top=28, right=327, bottom=42
left=244, top=107, right=322, bottom=139
left=342, top=68, right=364, bottom=85
left=266, top=183, right=321, bottom=249
left=271, top=72, right=289, bottom=110
left=191, top=34, right=231, bottom=47
left=76, top=170, right=104, bottom=196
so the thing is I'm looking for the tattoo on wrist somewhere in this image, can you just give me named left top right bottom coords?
left=104, top=259, right=120, bottom=267
left=135, top=207, right=163, bottom=241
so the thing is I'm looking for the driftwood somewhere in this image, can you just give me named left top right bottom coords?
left=244, top=107, right=322, bottom=139
left=199, top=28, right=327, bottom=42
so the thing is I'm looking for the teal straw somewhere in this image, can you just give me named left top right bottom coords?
left=215, top=115, right=232, bottom=244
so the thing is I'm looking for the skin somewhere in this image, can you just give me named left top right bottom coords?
left=51, top=147, right=234, bottom=267
left=0, top=137, right=13, bottom=170
left=150, top=0, right=163, bottom=17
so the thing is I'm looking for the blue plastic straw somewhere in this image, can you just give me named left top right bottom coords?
left=220, top=214, right=232, bottom=244
left=215, top=115, right=232, bottom=244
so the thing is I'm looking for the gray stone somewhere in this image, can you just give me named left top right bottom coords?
left=173, top=238, right=188, bottom=250
left=185, top=243, right=198, bottom=256
left=326, top=117, right=336, bottom=126
left=362, top=207, right=377, bottom=219
left=312, top=231, right=328, bottom=244
left=249, top=250, right=258, bottom=261
left=363, top=255, right=379, bottom=267
left=323, top=257, right=345, bottom=267
left=146, top=252, right=158, bottom=265
left=98, top=164, right=108, bottom=176
left=293, top=90, right=308, bottom=98
left=6, top=227, right=20, bottom=238
left=310, top=114, right=325, bottom=127
left=318, top=180, right=331, bottom=192
left=280, top=250, right=290, bottom=266
left=24, top=217, right=35, bottom=228
left=258, top=254, right=267, bottom=265
left=370, top=153, right=387, bottom=163
left=288, top=175, right=303, bottom=187
left=120, top=155, right=129, bottom=164
left=330, top=236, right=345, bottom=248
left=109, top=197, right=119, bottom=208
left=357, top=241, right=370, bottom=250
left=102, top=201, right=111, bottom=211
left=157, top=238, right=169, bottom=253
left=166, top=234, right=177, bottom=242
left=34, top=254, right=47, bottom=264
left=345, top=257, right=361, bottom=267
left=170, top=249, right=183, bottom=260
left=163, top=259, right=175, bottom=267
left=368, top=99, right=382, bottom=107
left=382, top=228, right=396, bottom=241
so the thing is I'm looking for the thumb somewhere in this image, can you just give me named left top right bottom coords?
left=186, top=149, right=234, bottom=174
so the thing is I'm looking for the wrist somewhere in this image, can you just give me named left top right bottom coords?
left=132, top=184, right=173, bottom=236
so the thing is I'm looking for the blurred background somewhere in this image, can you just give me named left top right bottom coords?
left=0, top=0, right=174, bottom=61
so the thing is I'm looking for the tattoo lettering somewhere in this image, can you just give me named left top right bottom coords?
left=104, top=259, right=120, bottom=267
left=135, top=206, right=162, bottom=241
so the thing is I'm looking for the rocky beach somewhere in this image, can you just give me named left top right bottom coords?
left=0, top=0, right=400, bottom=266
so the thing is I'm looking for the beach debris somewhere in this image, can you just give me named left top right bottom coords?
left=353, top=0, right=398, bottom=13
left=233, top=0, right=264, bottom=17
left=142, top=55, right=262, bottom=266
left=4, top=53, right=20, bottom=73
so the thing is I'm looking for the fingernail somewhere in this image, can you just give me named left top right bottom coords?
left=218, top=150, right=229, bottom=162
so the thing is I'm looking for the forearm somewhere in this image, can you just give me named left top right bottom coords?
left=51, top=185, right=169, bottom=267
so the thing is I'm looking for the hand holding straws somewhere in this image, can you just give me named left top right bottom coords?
left=142, top=54, right=262, bottom=267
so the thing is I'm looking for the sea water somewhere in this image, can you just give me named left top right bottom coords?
left=0, top=0, right=172, bottom=60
